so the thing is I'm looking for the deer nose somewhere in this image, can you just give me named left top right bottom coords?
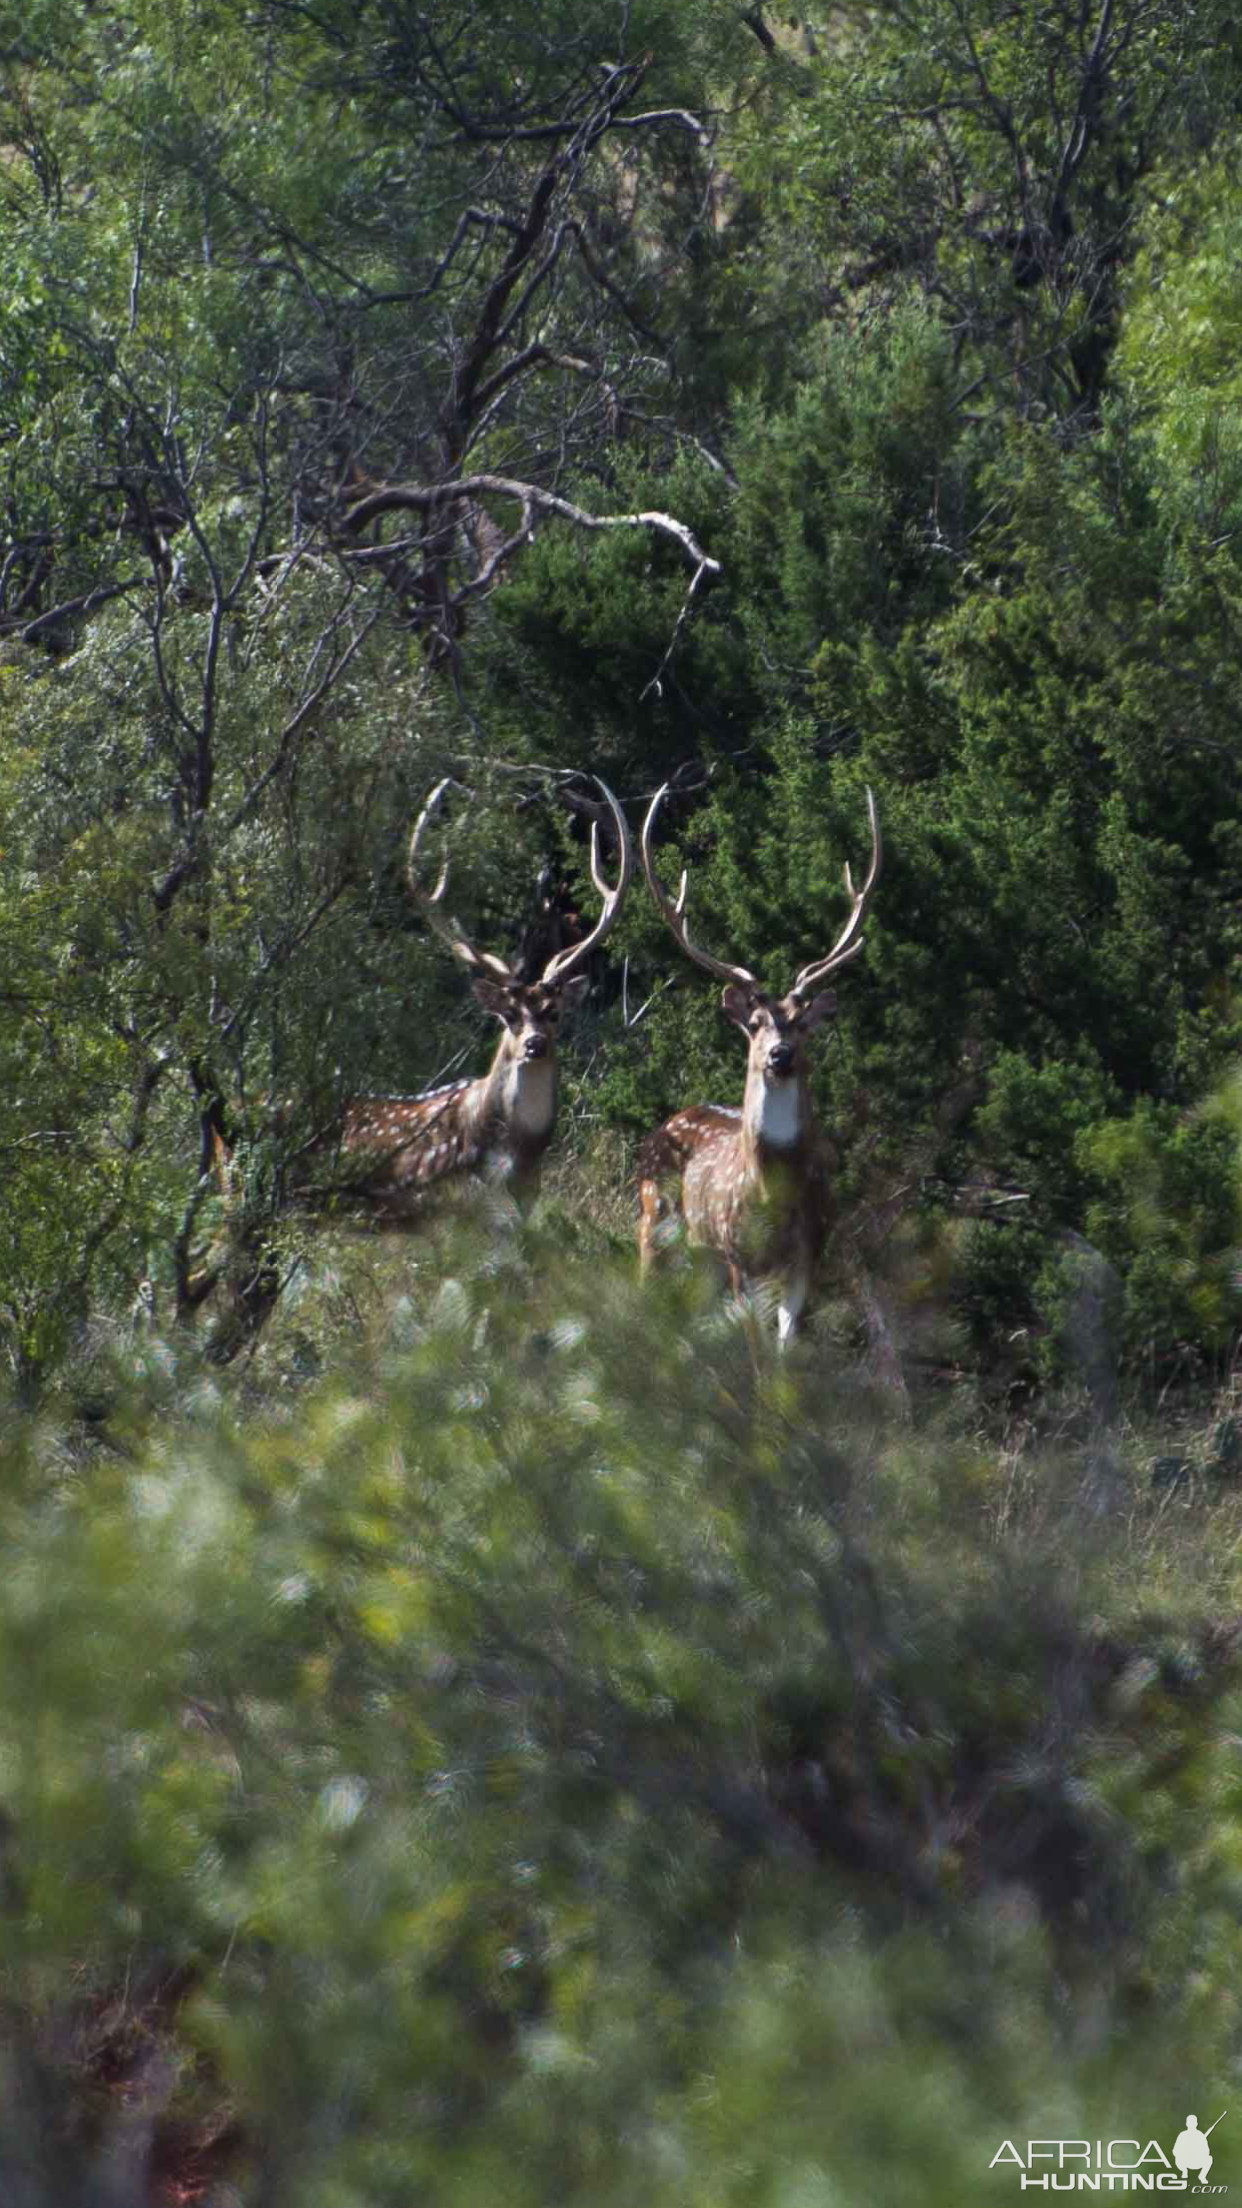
left=767, top=1041, right=795, bottom=1074
left=524, top=1033, right=550, bottom=1060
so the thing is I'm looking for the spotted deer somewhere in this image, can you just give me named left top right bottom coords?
left=332, top=777, right=632, bottom=1216
left=637, top=786, right=881, bottom=1344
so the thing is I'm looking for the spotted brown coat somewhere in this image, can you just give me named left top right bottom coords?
left=637, top=787, right=880, bottom=1345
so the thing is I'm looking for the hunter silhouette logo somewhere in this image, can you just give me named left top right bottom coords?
left=990, top=2113, right=1228, bottom=2190
left=1175, top=2118, right=1226, bottom=2185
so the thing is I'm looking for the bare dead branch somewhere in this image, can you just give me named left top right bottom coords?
left=343, top=473, right=720, bottom=578
left=454, top=497, right=536, bottom=602
left=610, top=107, right=709, bottom=142
left=639, top=559, right=716, bottom=702
left=470, top=341, right=605, bottom=418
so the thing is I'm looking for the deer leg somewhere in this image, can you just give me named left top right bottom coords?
left=637, top=1177, right=663, bottom=1273
left=476, top=1161, right=531, bottom=1237
left=510, top=1163, right=542, bottom=1217
left=776, top=1271, right=808, bottom=1349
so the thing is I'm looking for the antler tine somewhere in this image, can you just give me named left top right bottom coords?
left=640, top=781, right=759, bottom=989
left=406, top=778, right=515, bottom=984
left=790, top=786, right=882, bottom=1001
left=541, top=777, right=634, bottom=986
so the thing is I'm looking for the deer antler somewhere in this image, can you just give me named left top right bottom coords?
left=541, top=778, right=633, bottom=985
left=640, top=781, right=759, bottom=988
left=406, top=779, right=516, bottom=982
left=789, top=787, right=882, bottom=1001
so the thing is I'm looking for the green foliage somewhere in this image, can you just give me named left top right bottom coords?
left=3, top=0, right=1242, bottom=1383
left=1119, top=159, right=1242, bottom=484
left=1080, top=1099, right=1242, bottom=1366
left=732, top=0, right=1242, bottom=418
left=730, top=305, right=968, bottom=667
left=11, top=8, right=1242, bottom=2188
left=3, top=1243, right=1242, bottom=2200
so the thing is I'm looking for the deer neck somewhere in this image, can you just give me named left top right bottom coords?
left=742, top=1063, right=812, bottom=1173
left=484, top=1032, right=558, bottom=1144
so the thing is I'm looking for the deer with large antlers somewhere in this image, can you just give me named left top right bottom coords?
left=637, top=787, right=881, bottom=1345
left=197, top=783, right=629, bottom=1355
left=326, top=777, right=632, bottom=1216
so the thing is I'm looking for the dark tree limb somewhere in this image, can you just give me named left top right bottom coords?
left=14, top=574, right=146, bottom=641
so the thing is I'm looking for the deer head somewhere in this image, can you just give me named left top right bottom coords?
left=641, top=784, right=881, bottom=1145
left=408, top=774, right=633, bottom=1058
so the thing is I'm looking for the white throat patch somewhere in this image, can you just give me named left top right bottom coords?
left=754, top=1080, right=803, bottom=1150
left=505, top=1056, right=556, bottom=1137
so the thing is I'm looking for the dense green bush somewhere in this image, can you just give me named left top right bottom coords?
left=3, top=1237, right=1242, bottom=2202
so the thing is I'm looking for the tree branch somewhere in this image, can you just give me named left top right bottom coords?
left=343, top=473, right=720, bottom=578
left=14, top=574, right=145, bottom=641
left=470, top=342, right=604, bottom=418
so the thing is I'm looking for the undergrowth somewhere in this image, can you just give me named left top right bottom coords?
left=2, top=1226, right=1242, bottom=2203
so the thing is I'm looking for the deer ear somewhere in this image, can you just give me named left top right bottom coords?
left=720, top=983, right=757, bottom=1029
left=557, top=973, right=590, bottom=1007
left=472, top=977, right=517, bottom=1024
left=798, top=988, right=838, bottom=1031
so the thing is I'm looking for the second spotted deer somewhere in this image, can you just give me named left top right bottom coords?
left=637, top=786, right=881, bottom=1344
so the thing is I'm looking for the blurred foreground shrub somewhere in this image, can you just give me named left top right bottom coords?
left=1, top=1231, right=1241, bottom=2204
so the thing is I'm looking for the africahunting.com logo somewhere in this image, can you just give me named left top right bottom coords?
left=991, top=2114, right=1228, bottom=2192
